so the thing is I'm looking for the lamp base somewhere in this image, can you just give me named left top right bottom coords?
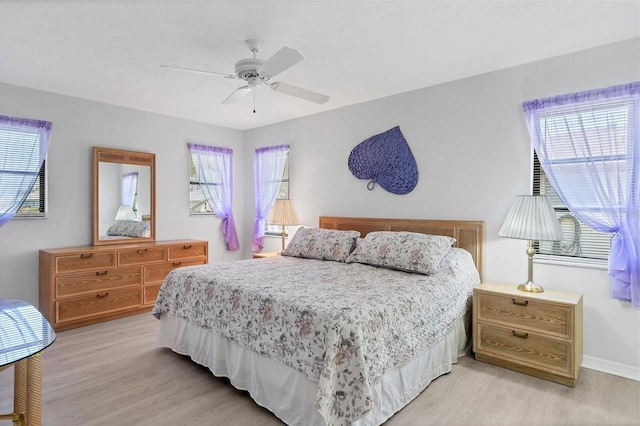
left=517, top=281, right=544, bottom=293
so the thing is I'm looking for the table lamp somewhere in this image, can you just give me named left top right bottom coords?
left=498, top=195, right=564, bottom=293
left=267, top=199, right=299, bottom=251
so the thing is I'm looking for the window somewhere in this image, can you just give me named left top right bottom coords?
left=252, top=144, right=290, bottom=252
left=528, top=89, right=639, bottom=265
left=0, top=115, right=51, bottom=222
left=187, top=143, right=239, bottom=250
left=265, top=153, right=289, bottom=236
left=532, top=151, right=611, bottom=263
left=189, top=156, right=214, bottom=214
left=17, top=160, right=46, bottom=216
left=526, top=82, right=639, bottom=304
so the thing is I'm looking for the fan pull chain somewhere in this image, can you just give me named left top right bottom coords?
left=253, top=88, right=256, bottom=114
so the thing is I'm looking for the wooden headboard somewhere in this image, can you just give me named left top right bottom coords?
left=319, top=216, right=485, bottom=280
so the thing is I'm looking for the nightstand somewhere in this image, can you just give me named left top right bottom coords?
left=473, top=281, right=583, bottom=387
left=252, top=251, right=280, bottom=259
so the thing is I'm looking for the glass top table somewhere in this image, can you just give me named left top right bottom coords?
left=0, top=299, right=56, bottom=426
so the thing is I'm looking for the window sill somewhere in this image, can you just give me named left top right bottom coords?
left=534, top=254, right=607, bottom=270
left=13, top=214, right=47, bottom=220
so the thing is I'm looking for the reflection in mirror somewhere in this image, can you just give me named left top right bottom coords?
left=93, top=147, right=155, bottom=245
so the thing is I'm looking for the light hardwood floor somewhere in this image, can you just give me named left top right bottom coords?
left=1, top=313, right=638, bottom=425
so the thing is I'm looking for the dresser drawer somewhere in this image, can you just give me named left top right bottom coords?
left=144, top=258, right=207, bottom=284
left=56, top=288, right=142, bottom=324
left=476, top=323, right=572, bottom=375
left=167, top=242, right=207, bottom=261
left=143, top=284, right=162, bottom=306
left=55, top=251, right=116, bottom=274
left=476, top=292, right=572, bottom=338
left=118, top=247, right=165, bottom=266
left=56, top=267, right=141, bottom=298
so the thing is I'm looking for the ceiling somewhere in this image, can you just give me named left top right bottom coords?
left=0, top=1, right=638, bottom=131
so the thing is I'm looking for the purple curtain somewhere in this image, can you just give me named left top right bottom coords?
left=523, top=82, right=640, bottom=306
left=252, top=145, right=289, bottom=252
left=0, top=115, right=52, bottom=227
left=188, top=143, right=239, bottom=251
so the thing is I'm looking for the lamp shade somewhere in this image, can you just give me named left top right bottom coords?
left=115, top=205, right=136, bottom=221
left=267, top=199, right=299, bottom=226
left=498, top=195, right=563, bottom=241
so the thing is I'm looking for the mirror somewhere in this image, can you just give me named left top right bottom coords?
left=92, top=147, right=156, bottom=245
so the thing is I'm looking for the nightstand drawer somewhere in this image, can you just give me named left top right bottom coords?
left=476, top=323, right=572, bottom=375
left=476, top=292, right=572, bottom=338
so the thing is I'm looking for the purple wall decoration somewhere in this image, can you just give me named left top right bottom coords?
left=348, top=126, right=418, bottom=194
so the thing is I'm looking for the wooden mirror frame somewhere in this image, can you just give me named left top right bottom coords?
left=92, top=147, right=156, bottom=246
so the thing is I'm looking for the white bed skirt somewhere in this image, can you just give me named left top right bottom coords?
left=156, top=312, right=471, bottom=426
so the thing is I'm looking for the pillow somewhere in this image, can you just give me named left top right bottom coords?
left=282, top=227, right=361, bottom=262
left=345, top=231, right=456, bottom=275
left=106, top=220, right=151, bottom=238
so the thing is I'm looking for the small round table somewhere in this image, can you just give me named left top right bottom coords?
left=0, top=299, right=56, bottom=426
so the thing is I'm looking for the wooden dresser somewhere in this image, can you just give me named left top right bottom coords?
left=473, top=281, right=583, bottom=387
left=39, top=239, right=208, bottom=331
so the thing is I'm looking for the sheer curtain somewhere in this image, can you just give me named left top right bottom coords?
left=188, top=143, right=239, bottom=251
left=121, top=172, right=138, bottom=210
left=0, top=115, right=52, bottom=227
left=523, top=82, right=640, bottom=306
left=252, top=145, right=289, bottom=252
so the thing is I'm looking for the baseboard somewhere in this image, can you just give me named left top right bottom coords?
left=582, top=355, right=640, bottom=381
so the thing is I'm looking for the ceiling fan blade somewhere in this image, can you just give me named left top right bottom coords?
left=160, top=65, right=235, bottom=79
left=222, top=86, right=252, bottom=104
left=269, top=82, right=329, bottom=104
left=259, top=47, right=304, bottom=79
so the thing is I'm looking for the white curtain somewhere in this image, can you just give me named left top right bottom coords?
left=188, top=143, right=239, bottom=251
left=252, top=145, right=289, bottom=252
left=121, top=171, right=138, bottom=213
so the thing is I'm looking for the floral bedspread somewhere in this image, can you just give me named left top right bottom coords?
left=152, top=248, right=479, bottom=425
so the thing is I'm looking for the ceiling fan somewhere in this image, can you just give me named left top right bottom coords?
left=161, top=39, right=330, bottom=112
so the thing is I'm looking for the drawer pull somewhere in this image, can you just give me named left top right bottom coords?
left=183, top=244, right=192, bottom=249
left=173, top=261, right=182, bottom=266
left=96, top=292, right=109, bottom=299
left=137, top=249, right=148, bottom=254
left=512, top=330, right=529, bottom=339
left=512, top=298, right=529, bottom=306
left=80, top=253, right=94, bottom=259
left=96, top=271, right=108, bottom=276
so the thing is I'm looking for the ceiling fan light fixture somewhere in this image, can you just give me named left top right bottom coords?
left=163, top=38, right=329, bottom=109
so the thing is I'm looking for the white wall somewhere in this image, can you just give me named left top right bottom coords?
left=0, top=83, right=246, bottom=308
left=244, top=38, right=640, bottom=379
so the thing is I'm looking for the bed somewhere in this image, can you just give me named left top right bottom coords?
left=152, top=217, right=484, bottom=425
